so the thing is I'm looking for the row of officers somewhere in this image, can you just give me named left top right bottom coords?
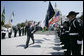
left=13, top=26, right=27, bottom=37
left=57, top=11, right=83, bottom=55
left=1, top=25, right=30, bottom=39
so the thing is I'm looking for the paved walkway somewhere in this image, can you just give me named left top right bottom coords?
left=1, top=31, right=83, bottom=55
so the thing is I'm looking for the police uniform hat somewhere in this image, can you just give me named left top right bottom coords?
left=67, top=11, right=79, bottom=17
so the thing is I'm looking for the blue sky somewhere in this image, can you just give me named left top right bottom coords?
left=1, top=1, right=83, bottom=26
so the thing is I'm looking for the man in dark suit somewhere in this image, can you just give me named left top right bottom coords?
left=24, top=22, right=31, bottom=49
left=24, top=22, right=39, bottom=49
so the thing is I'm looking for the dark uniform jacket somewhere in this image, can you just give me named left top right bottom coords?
left=69, top=18, right=83, bottom=41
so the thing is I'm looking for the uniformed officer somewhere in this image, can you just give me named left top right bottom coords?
left=18, top=26, right=21, bottom=36
left=22, top=27, right=25, bottom=36
left=60, top=21, right=69, bottom=49
left=8, top=26, right=12, bottom=38
left=14, top=26, right=18, bottom=37
left=57, top=26, right=61, bottom=37
left=60, top=25, right=65, bottom=45
left=24, top=26, right=26, bottom=35
left=66, top=11, right=83, bottom=55
left=24, top=22, right=28, bottom=35
left=60, top=21, right=70, bottom=55
left=1, top=26, right=7, bottom=39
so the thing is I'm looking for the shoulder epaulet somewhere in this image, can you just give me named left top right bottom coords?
left=77, top=18, right=82, bottom=23
left=77, top=18, right=83, bottom=26
left=73, top=18, right=83, bottom=28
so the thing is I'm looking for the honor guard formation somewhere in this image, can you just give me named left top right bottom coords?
left=1, top=1, right=83, bottom=55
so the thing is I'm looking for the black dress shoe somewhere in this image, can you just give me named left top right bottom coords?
left=62, top=46, right=66, bottom=49
left=24, top=46, right=28, bottom=49
left=64, top=51, right=67, bottom=55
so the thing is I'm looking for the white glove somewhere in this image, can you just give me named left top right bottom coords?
left=77, top=40, right=82, bottom=44
left=60, top=26, right=63, bottom=28
left=31, top=31, right=34, bottom=34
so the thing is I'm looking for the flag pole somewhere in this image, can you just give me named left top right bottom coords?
left=60, top=11, right=62, bottom=25
left=48, top=1, right=50, bottom=35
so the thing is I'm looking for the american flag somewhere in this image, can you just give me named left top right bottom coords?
left=49, top=11, right=60, bottom=26
left=54, top=11, right=60, bottom=23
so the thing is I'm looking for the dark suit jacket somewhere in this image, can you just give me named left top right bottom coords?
left=26, top=25, right=31, bottom=36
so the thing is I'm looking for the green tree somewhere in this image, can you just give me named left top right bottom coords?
left=1, top=7, right=5, bottom=27
left=17, top=23, right=21, bottom=27
left=20, top=23, right=25, bottom=27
